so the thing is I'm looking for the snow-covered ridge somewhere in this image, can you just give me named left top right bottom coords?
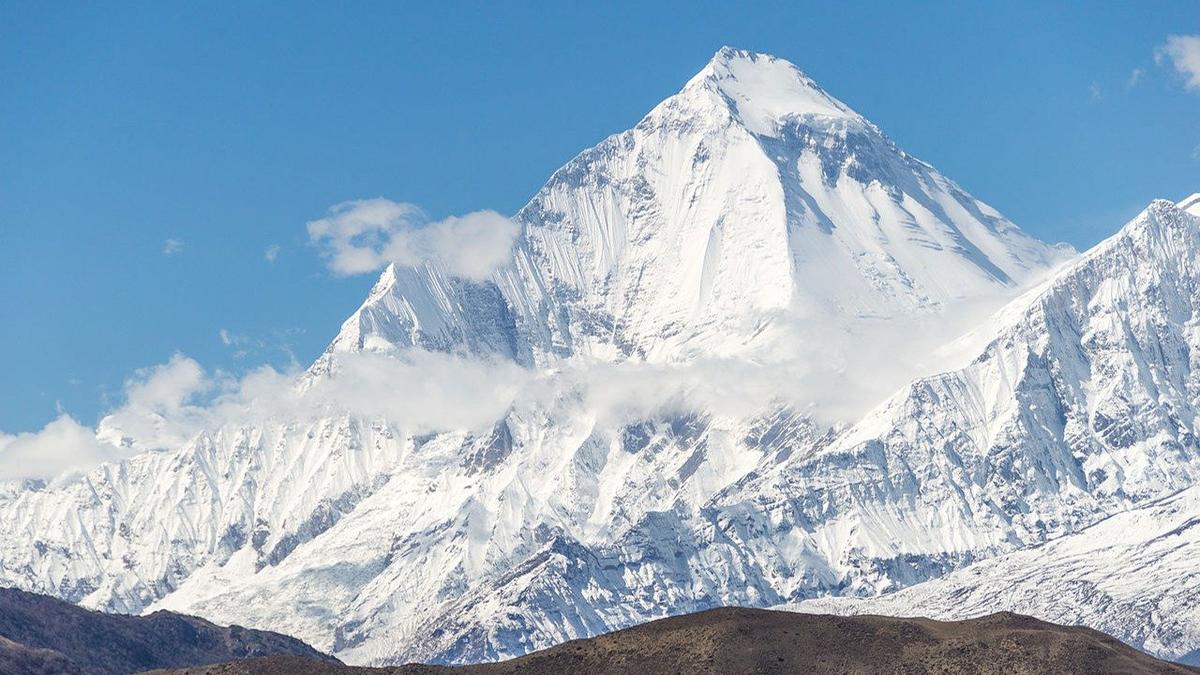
left=327, top=47, right=1071, bottom=378
left=789, top=482, right=1200, bottom=665
left=8, top=48, right=1198, bottom=668
left=1181, top=191, right=1200, bottom=216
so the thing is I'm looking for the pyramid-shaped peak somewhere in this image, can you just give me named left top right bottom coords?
left=686, top=46, right=861, bottom=134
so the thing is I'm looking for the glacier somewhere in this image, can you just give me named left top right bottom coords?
left=2, top=46, right=1199, bottom=666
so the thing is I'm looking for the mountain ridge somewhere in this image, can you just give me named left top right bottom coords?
left=325, top=47, right=1072, bottom=370
left=0, top=586, right=335, bottom=675
left=148, top=607, right=1198, bottom=675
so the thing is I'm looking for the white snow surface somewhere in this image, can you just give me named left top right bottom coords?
left=3, top=47, right=1199, bottom=666
left=788, top=482, right=1200, bottom=665
left=319, top=46, right=1071, bottom=372
left=1181, top=192, right=1200, bottom=216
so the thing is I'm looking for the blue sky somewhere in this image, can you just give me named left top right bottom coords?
left=2, top=1, right=1198, bottom=432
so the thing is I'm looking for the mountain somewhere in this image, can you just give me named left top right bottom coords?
left=149, top=608, right=1198, bottom=675
left=0, top=586, right=334, bottom=674
left=11, top=46, right=1200, bottom=669
left=319, top=47, right=1070, bottom=371
left=793, top=480, right=1200, bottom=665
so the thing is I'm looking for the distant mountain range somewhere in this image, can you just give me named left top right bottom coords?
left=2, top=46, right=1199, bottom=667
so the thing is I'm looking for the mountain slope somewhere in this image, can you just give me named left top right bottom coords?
left=152, top=608, right=1198, bottom=675
left=322, top=47, right=1070, bottom=370
left=702, top=195, right=1200, bottom=587
left=399, top=197, right=1200, bottom=663
left=1180, top=192, right=1200, bottom=216
left=792, top=482, right=1200, bottom=665
left=0, top=586, right=334, bottom=675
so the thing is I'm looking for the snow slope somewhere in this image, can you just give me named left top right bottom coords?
left=322, top=47, right=1071, bottom=371
left=1179, top=192, right=1200, bottom=216
left=791, top=482, right=1200, bottom=665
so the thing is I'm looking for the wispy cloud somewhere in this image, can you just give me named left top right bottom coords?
left=1088, top=82, right=1103, bottom=101
left=6, top=289, right=1008, bottom=483
left=0, top=354, right=211, bottom=481
left=264, top=244, right=281, bottom=263
left=1156, top=34, right=1200, bottom=91
left=163, top=238, right=185, bottom=255
left=306, top=199, right=520, bottom=280
left=219, top=328, right=253, bottom=359
left=219, top=329, right=242, bottom=347
left=1126, top=68, right=1144, bottom=88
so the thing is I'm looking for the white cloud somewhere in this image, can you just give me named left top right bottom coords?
left=1127, top=68, right=1144, bottom=88
left=264, top=244, right=281, bottom=263
left=93, top=350, right=533, bottom=452
left=1, top=277, right=1016, bottom=484
left=297, top=351, right=528, bottom=432
left=163, top=238, right=185, bottom=255
left=123, top=354, right=208, bottom=412
left=1088, top=82, right=1103, bottom=101
left=218, top=329, right=252, bottom=348
left=0, top=355, right=216, bottom=482
left=95, top=354, right=213, bottom=453
left=1156, top=34, right=1200, bottom=91
left=306, top=198, right=520, bottom=280
left=0, top=416, right=126, bottom=482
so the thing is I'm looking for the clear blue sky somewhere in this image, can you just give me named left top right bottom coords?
left=2, top=1, right=1198, bottom=432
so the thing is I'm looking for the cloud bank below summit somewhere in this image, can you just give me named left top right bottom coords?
left=0, top=296, right=1006, bottom=484
left=2, top=202, right=1041, bottom=483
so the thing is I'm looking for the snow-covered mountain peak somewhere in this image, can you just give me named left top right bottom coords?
left=316, top=48, right=1073, bottom=373
left=682, top=47, right=861, bottom=135
left=1088, top=197, right=1197, bottom=259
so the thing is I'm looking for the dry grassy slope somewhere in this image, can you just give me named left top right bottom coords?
left=0, top=634, right=82, bottom=675
left=149, top=607, right=1198, bottom=675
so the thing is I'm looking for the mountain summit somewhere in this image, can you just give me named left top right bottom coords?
left=324, top=47, right=1071, bottom=375
left=686, top=47, right=863, bottom=133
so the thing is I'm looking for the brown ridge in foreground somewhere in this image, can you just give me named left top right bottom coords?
left=0, top=587, right=336, bottom=675
left=148, top=606, right=1196, bottom=675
